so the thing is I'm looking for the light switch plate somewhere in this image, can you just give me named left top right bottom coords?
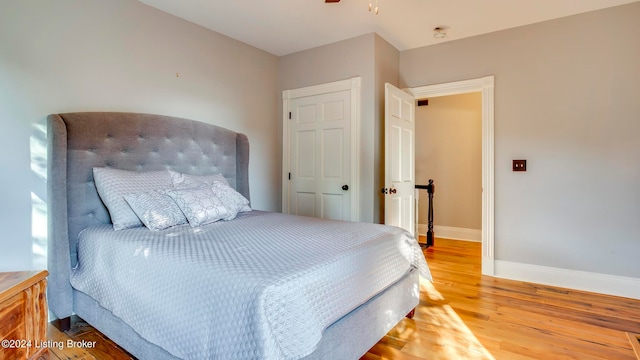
left=513, top=159, right=527, bottom=172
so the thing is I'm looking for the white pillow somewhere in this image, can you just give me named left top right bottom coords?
left=166, top=185, right=230, bottom=227
left=169, top=170, right=229, bottom=189
left=93, top=168, right=171, bottom=230
left=124, top=190, right=188, bottom=230
left=209, top=181, right=251, bottom=220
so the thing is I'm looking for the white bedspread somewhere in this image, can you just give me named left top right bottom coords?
left=71, top=211, right=430, bottom=359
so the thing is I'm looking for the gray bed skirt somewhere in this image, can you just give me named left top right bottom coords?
left=73, top=269, right=419, bottom=360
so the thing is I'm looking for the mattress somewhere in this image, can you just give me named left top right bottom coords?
left=70, top=211, right=430, bottom=359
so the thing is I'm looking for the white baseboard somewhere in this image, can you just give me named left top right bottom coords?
left=417, top=224, right=481, bottom=242
left=494, top=260, right=640, bottom=300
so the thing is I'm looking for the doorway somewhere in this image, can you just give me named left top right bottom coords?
left=407, top=76, right=495, bottom=276
left=415, top=92, right=482, bottom=243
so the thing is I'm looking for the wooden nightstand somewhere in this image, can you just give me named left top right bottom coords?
left=0, top=270, right=48, bottom=360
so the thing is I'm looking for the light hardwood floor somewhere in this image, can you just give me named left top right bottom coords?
left=363, top=238, right=640, bottom=360
left=49, top=237, right=640, bottom=359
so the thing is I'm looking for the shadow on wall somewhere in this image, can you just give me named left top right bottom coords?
left=30, top=117, right=48, bottom=270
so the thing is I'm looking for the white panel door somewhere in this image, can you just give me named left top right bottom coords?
left=289, top=90, right=351, bottom=220
left=384, top=83, right=416, bottom=235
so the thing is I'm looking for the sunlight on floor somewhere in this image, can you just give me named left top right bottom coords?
left=420, top=279, right=445, bottom=301
left=416, top=281, right=494, bottom=359
left=380, top=280, right=495, bottom=360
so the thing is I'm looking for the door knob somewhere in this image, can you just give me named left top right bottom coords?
left=342, top=184, right=349, bottom=191
left=389, top=188, right=397, bottom=194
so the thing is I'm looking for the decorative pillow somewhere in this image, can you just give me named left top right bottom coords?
left=169, top=170, right=229, bottom=189
left=209, top=180, right=251, bottom=221
left=166, top=185, right=230, bottom=227
left=93, top=168, right=171, bottom=230
left=124, top=190, right=188, bottom=230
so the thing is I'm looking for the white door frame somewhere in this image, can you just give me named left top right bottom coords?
left=282, top=77, right=361, bottom=221
left=406, top=76, right=495, bottom=276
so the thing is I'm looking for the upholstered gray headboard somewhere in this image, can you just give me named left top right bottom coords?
left=47, top=112, right=250, bottom=319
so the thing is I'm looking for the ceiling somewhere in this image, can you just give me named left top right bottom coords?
left=139, top=0, right=639, bottom=56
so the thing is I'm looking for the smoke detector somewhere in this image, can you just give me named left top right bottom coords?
left=433, top=26, right=447, bottom=39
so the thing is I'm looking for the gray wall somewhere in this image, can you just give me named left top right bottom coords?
left=416, top=93, right=482, bottom=230
left=0, top=0, right=279, bottom=271
left=279, top=33, right=395, bottom=223
left=401, top=2, right=640, bottom=277
left=3, top=0, right=638, bottom=281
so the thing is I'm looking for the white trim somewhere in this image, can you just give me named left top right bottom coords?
left=282, top=77, right=361, bottom=221
left=417, top=224, right=481, bottom=242
left=407, top=76, right=495, bottom=276
left=282, top=90, right=291, bottom=214
left=495, top=260, right=640, bottom=300
left=349, top=78, right=361, bottom=221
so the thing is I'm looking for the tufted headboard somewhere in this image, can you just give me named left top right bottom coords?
left=47, top=112, right=250, bottom=319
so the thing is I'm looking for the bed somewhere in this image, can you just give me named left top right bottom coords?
left=47, top=112, right=430, bottom=359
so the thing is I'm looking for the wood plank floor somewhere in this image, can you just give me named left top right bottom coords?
left=49, top=237, right=640, bottom=359
left=363, top=238, right=640, bottom=360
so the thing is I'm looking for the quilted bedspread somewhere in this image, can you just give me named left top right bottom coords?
left=71, top=211, right=430, bottom=359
